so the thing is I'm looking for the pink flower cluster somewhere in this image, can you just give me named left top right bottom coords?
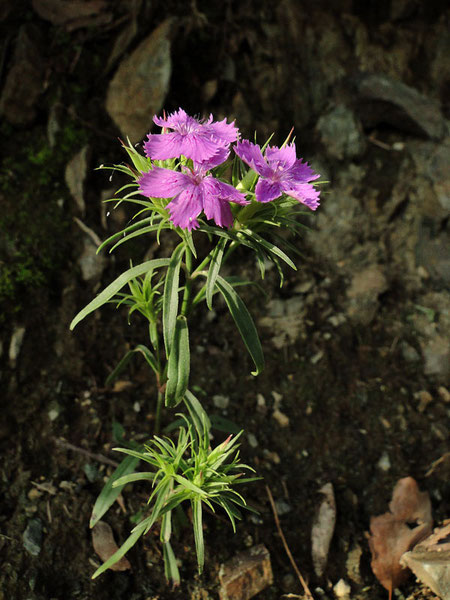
left=138, top=108, right=320, bottom=231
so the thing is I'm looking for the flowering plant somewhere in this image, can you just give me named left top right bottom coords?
left=70, top=108, right=321, bottom=582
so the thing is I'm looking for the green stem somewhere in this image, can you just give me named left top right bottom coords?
left=155, top=386, right=164, bottom=434
left=181, top=246, right=193, bottom=317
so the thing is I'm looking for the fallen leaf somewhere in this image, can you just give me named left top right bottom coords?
left=91, top=521, right=131, bottom=571
left=369, top=477, right=433, bottom=597
left=311, top=482, right=336, bottom=577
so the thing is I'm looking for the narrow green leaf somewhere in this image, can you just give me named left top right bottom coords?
left=70, top=259, right=170, bottom=330
left=105, top=344, right=158, bottom=385
left=112, top=472, right=155, bottom=487
left=183, top=390, right=211, bottom=439
left=89, top=455, right=139, bottom=528
left=163, top=244, right=185, bottom=356
left=91, top=519, right=147, bottom=578
left=165, top=316, right=190, bottom=408
left=215, top=275, right=264, bottom=376
left=241, top=229, right=296, bottom=270
left=163, top=540, right=180, bottom=585
left=206, top=237, right=227, bottom=309
left=192, top=498, right=204, bottom=573
left=160, top=511, right=172, bottom=543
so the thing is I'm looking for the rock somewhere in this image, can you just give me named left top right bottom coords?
left=105, top=19, right=173, bottom=144
left=356, top=73, right=446, bottom=140
left=272, top=409, right=290, bottom=428
left=422, top=334, right=450, bottom=382
left=218, top=544, right=273, bottom=600
left=9, top=326, right=26, bottom=367
left=213, top=395, right=230, bottom=409
left=32, top=0, right=111, bottom=31
left=23, top=518, right=43, bottom=556
left=316, top=105, right=366, bottom=160
left=0, top=25, right=44, bottom=124
left=65, top=145, right=90, bottom=215
left=401, top=523, right=450, bottom=600
left=311, top=483, right=336, bottom=578
left=346, top=265, right=388, bottom=324
left=333, top=578, right=351, bottom=599
left=74, top=218, right=107, bottom=283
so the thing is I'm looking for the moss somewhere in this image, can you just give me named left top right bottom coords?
left=0, top=119, right=89, bottom=323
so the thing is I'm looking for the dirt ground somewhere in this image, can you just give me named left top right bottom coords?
left=1, top=2, right=449, bottom=600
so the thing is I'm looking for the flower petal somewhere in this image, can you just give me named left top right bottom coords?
left=234, top=140, right=272, bottom=178
left=153, top=108, right=196, bottom=131
left=180, top=134, right=222, bottom=163
left=288, top=159, right=320, bottom=183
left=200, top=179, right=234, bottom=228
left=144, top=132, right=185, bottom=160
left=265, top=143, right=297, bottom=170
left=213, top=179, right=249, bottom=205
left=281, top=181, right=321, bottom=210
left=205, top=117, right=239, bottom=144
left=255, top=178, right=283, bottom=203
left=138, top=167, right=188, bottom=198
left=197, top=146, right=230, bottom=171
left=167, top=187, right=203, bottom=231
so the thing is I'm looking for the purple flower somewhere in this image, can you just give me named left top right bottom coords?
left=234, top=140, right=320, bottom=210
left=138, top=151, right=248, bottom=231
left=144, top=108, right=239, bottom=163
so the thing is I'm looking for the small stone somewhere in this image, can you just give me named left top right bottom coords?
left=377, top=452, right=391, bottom=472
left=272, top=409, right=290, bottom=428
left=333, top=578, right=351, bottom=598
left=219, top=544, right=273, bottom=600
left=316, top=105, right=366, bottom=160
left=415, top=390, right=433, bottom=413
left=247, top=433, right=258, bottom=448
left=23, top=518, right=43, bottom=556
left=9, top=326, right=26, bottom=366
left=346, top=543, right=363, bottom=584
left=213, top=395, right=230, bottom=409
left=27, top=488, right=42, bottom=501
left=65, top=145, right=89, bottom=215
left=274, top=499, right=291, bottom=516
left=438, top=387, right=450, bottom=403
left=133, top=401, right=141, bottom=413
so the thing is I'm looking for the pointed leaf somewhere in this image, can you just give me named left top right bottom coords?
left=165, top=316, right=190, bottom=408
left=105, top=344, right=158, bottom=385
left=215, top=275, right=264, bottom=375
left=91, top=519, right=147, bottom=578
left=71, top=259, right=170, bottom=329
left=206, top=237, right=227, bottom=309
left=163, top=244, right=185, bottom=356
left=90, top=455, right=140, bottom=528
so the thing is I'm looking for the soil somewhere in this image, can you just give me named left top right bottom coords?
left=0, top=2, right=449, bottom=600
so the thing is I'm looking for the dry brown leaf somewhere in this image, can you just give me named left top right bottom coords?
left=369, top=477, right=433, bottom=596
left=91, top=521, right=131, bottom=572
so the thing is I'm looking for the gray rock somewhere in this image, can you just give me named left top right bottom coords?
left=346, top=265, right=389, bottom=324
left=106, top=19, right=173, bottom=144
left=0, top=25, right=44, bottom=124
left=356, top=73, right=446, bottom=140
left=23, top=518, right=43, bottom=557
left=65, top=145, right=90, bottom=215
left=316, top=105, right=366, bottom=160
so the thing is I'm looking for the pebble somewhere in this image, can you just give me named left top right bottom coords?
left=9, top=326, right=26, bottom=366
left=247, top=433, right=258, bottom=448
left=333, top=578, right=351, bottom=598
left=23, top=518, right=43, bottom=556
left=272, top=409, right=290, bottom=427
left=414, top=390, right=433, bottom=412
left=377, top=451, right=391, bottom=472
left=213, top=394, right=229, bottom=409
